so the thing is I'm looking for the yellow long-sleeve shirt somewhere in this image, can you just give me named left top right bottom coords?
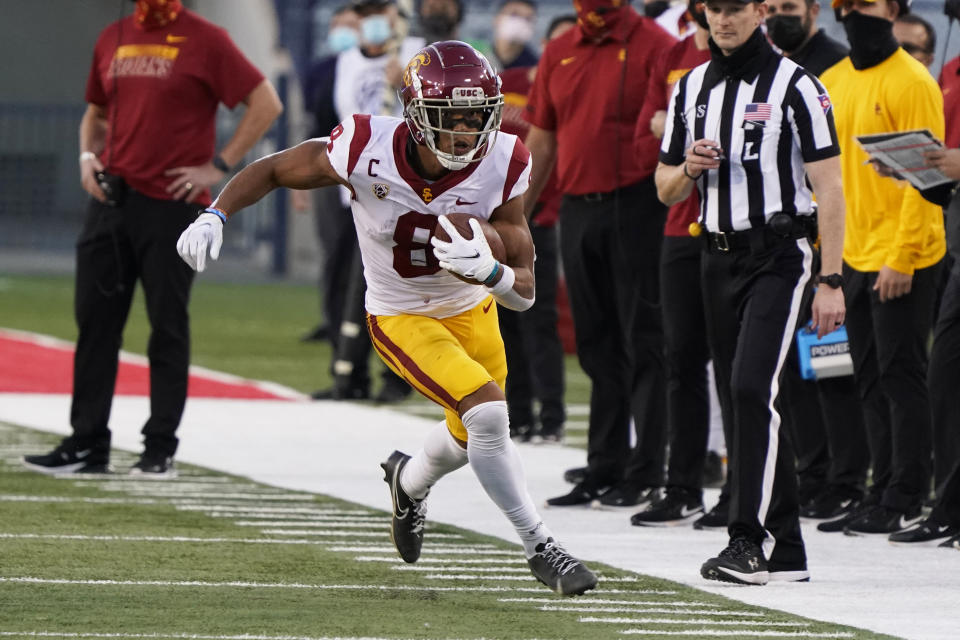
left=821, top=49, right=946, bottom=274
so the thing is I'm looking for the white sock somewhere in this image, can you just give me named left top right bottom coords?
left=461, top=401, right=552, bottom=557
left=400, top=421, right=469, bottom=499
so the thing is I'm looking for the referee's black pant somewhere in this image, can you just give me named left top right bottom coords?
left=69, top=192, right=196, bottom=459
left=559, top=177, right=667, bottom=488
left=703, top=235, right=812, bottom=569
left=843, top=260, right=941, bottom=512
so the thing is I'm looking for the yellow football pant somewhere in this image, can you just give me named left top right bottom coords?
left=367, top=295, right=507, bottom=443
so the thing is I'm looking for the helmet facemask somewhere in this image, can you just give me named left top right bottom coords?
left=405, top=88, right=504, bottom=170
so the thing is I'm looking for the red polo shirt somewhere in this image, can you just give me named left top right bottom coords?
left=524, top=8, right=676, bottom=195
left=939, top=55, right=960, bottom=149
left=636, top=34, right=710, bottom=236
left=85, top=10, right=264, bottom=204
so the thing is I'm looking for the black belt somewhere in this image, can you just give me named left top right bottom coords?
left=705, top=214, right=816, bottom=254
left=566, top=180, right=648, bottom=203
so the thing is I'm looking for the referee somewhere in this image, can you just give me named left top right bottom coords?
left=655, top=0, right=845, bottom=585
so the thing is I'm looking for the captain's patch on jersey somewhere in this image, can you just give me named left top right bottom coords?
left=372, top=183, right=390, bottom=200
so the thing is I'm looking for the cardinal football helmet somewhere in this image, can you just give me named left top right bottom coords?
left=400, top=40, right=504, bottom=170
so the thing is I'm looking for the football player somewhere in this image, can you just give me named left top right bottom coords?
left=176, top=40, right=597, bottom=596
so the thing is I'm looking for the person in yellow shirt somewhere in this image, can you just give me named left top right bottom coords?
left=820, top=0, right=945, bottom=536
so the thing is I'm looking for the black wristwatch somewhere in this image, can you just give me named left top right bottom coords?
left=212, top=154, right=231, bottom=173
left=816, top=273, right=844, bottom=289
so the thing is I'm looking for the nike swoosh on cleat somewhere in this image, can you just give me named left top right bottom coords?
left=391, top=468, right=408, bottom=520
left=75, top=449, right=91, bottom=459
left=899, top=515, right=923, bottom=529
left=679, top=506, right=702, bottom=518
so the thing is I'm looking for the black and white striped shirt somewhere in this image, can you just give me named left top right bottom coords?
left=660, top=30, right=840, bottom=232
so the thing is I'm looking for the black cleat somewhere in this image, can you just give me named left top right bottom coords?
left=22, top=439, right=110, bottom=475
left=380, top=450, right=427, bottom=563
left=888, top=515, right=958, bottom=546
left=630, top=488, right=704, bottom=527
left=527, top=538, right=598, bottom=596
left=701, top=537, right=769, bottom=585
left=938, top=534, right=960, bottom=549
left=800, top=488, right=860, bottom=521
left=129, top=451, right=177, bottom=478
left=844, top=505, right=923, bottom=536
left=563, top=466, right=587, bottom=485
left=592, top=481, right=657, bottom=510
left=693, top=496, right=729, bottom=530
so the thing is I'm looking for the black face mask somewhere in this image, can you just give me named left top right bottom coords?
left=842, top=10, right=899, bottom=69
left=688, top=0, right=709, bottom=29
left=420, top=13, right=458, bottom=39
left=766, top=14, right=808, bottom=52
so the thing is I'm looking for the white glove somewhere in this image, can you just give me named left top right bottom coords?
left=430, top=216, right=498, bottom=283
left=176, top=212, right=224, bottom=272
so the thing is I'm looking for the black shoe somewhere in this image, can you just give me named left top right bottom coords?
left=768, top=560, right=811, bottom=582
left=593, top=481, right=657, bottom=509
left=702, top=451, right=725, bottom=489
left=938, top=534, right=960, bottom=549
left=563, top=466, right=587, bottom=485
left=545, top=481, right=605, bottom=507
left=129, top=452, right=177, bottom=478
left=380, top=450, right=427, bottom=563
left=510, top=423, right=534, bottom=442
left=844, top=505, right=923, bottom=536
left=534, top=425, right=564, bottom=445
left=800, top=488, right=861, bottom=521
left=22, top=439, right=110, bottom=475
left=701, top=537, right=769, bottom=585
left=527, top=538, right=598, bottom=596
left=373, top=380, right=412, bottom=404
left=888, top=515, right=959, bottom=546
left=630, top=488, right=704, bottom=527
left=693, top=496, right=729, bottom=530
left=311, top=385, right=370, bottom=401
left=300, top=323, right=329, bottom=342
left=816, top=500, right=875, bottom=532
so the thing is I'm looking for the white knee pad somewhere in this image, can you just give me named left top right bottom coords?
left=462, top=400, right=510, bottom=453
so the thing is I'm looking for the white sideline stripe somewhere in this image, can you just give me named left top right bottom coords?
left=0, top=533, right=346, bottom=546
left=394, top=566, right=530, bottom=573
left=502, top=598, right=721, bottom=607
left=213, top=514, right=383, bottom=522
left=0, top=494, right=162, bottom=505
left=0, top=327, right=308, bottom=401
left=72, top=476, right=234, bottom=484
left=0, top=634, right=414, bottom=640
left=260, top=529, right=463, bottom=540
left=178, top=506, right=375, bottom=515
left=618, top=631, right=853, bottom=638
left=74, top=483, right=259, bottom=492
left=540, top=606, right=764, bottom=617
left=581, top=617, right=809, bottom=626
left=357, top=556, right=526, bottom=565
left=95, top=491, right=313, bottom=500
left=424, top=574, right=638, bottom=582
left=498, top=596, right=684, bottom=603
left=233, top=520, right=386, bottom=528
left=0, top=577, right=561, bottom=595
left=327, top=546, right=514, bottom=555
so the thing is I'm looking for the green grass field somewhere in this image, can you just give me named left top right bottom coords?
left=0, top=424, right=892, bottom=639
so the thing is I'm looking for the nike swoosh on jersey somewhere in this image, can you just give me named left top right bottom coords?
left=483, top=300, right=494, bottom=313
left=455, top=197, right=477, bottom=205
left=560, top=56, right=576, bottom=65
left=166, top=35, right=188, bottom=43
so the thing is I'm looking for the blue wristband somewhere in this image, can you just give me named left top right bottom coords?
left=203, top=207, right=228, bottom=224
left=482, top=261, right=501, bottom=286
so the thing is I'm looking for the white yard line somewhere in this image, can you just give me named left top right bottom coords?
left=231, top=520, right=385, bottom=527
left=618, top=631, right=853, bottom=638
left=581, top=617, right=810, bottom=626
left=0, top=632, right=449, bottom=640
left=0, top=533, right=349, bottom=546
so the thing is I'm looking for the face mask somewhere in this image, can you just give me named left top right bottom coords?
left=573, top=0, right=626, bottom=39
left=495, top=15, right=535, bottom=44
left=327, top=26, right=359, bottom=53
left=688, top=0, right=709, bottom=29
left=133, top=0, right=183, bottom=30
left=361, top=14, right=392, bottom=46
left=420, top=12, right=458, bottom=38
left=841, top=10, right=896, bottom=64
left=766, top=14, right=808, bottom=52
left=644, top=0, right=670, bottom=18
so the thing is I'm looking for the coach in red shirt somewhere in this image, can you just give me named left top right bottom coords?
left=524, top=0, right=676, bottom=507
left=22, top=0, right=282, bottom=478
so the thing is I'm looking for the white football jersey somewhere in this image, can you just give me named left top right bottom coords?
left=325, top=114, right=531, bottom=318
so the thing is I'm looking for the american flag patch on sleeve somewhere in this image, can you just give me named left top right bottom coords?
left=743, top=103, right=772, bottom=121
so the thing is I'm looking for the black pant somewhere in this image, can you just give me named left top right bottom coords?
left=314, top=187, right=356, bottom=352
left=843, top=261, right=940, bottom=511
left=931, top=458, right=960, bottom=526
left=559, top=177, right=666, bottom=487
left=929, top=262, right=960, bottom=497
left=70, top=192, right=196, bottom=458
left=660, top=235, right=710, bottom=494
left=499, top=222, right=565, bottom=432
left=702, top=236, right=811, bottom=568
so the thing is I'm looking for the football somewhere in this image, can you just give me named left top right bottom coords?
left=433, top=213, right=507, bottom=284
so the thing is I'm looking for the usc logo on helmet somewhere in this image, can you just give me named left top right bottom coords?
left=403, top=52, right=431, bottom=88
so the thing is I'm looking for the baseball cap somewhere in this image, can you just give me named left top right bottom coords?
left=829, top=0, right=911, bottom=13
left=349, top=0, right=393, bottom=10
